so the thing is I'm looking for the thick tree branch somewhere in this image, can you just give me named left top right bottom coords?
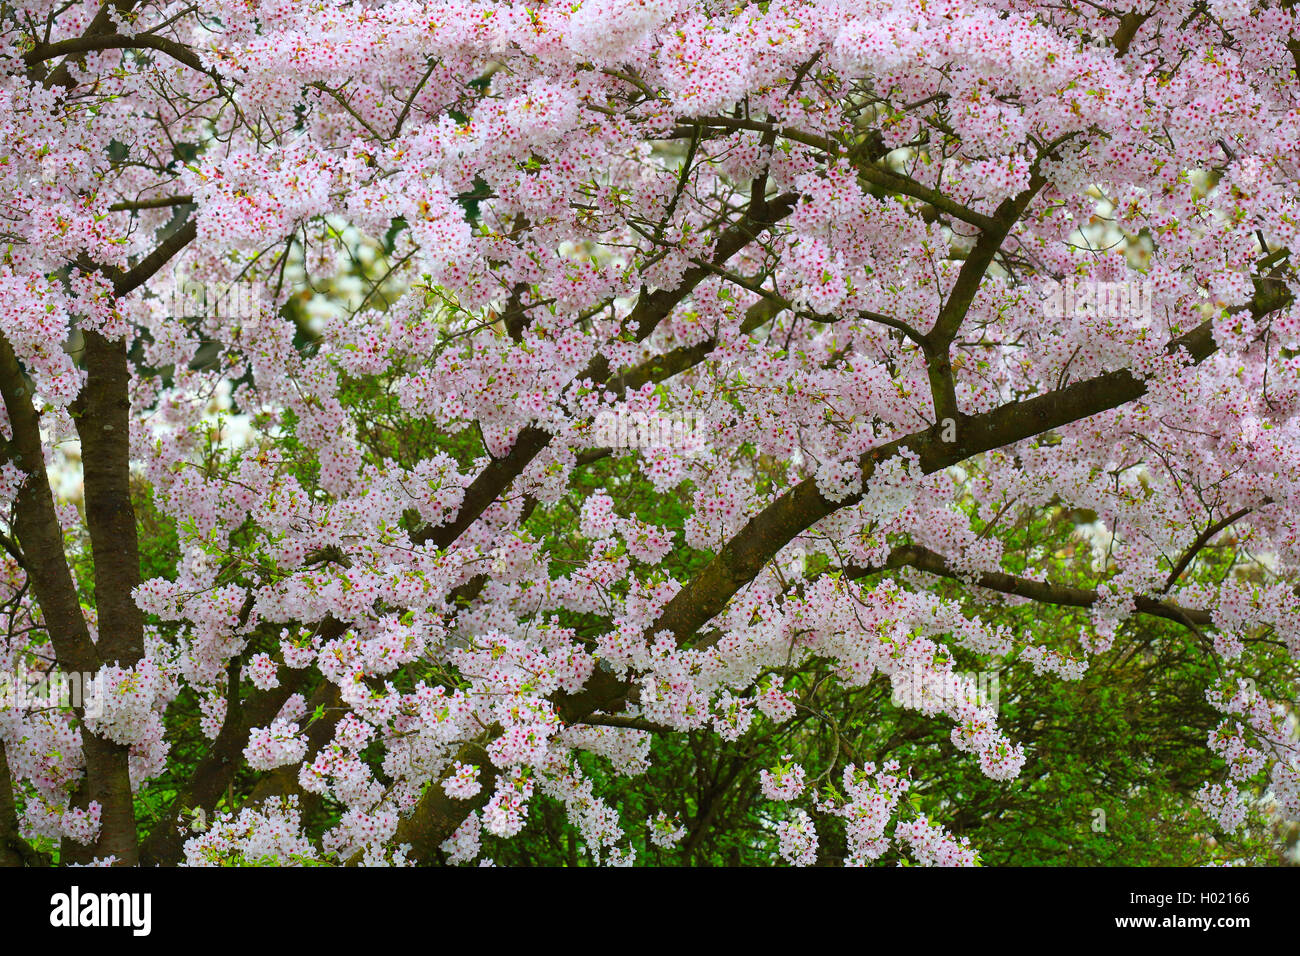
left=923, top=175, right=1046, bottom=423
left=0, top=741, right=50, bottom=867
left=858, top=543, right=1214, bottom=629
left=29, top=0, right=140, bottom=89
left=108, top=194, right=194, bottom=212
left=24, top=32, right=211, bottom=77
left=72, top=332, right=144, bottom=666
left=1111, top=11, right=1151, bottom=57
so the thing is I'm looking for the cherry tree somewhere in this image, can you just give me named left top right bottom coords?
left=1, top=0, right=1299, bottom=867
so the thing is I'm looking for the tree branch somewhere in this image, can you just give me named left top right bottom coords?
left=859, top=543, right=1214, bottom=629
left=1161, top=504, right=1259, bottom=594
left=24, top=31, right=212, bottom=78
